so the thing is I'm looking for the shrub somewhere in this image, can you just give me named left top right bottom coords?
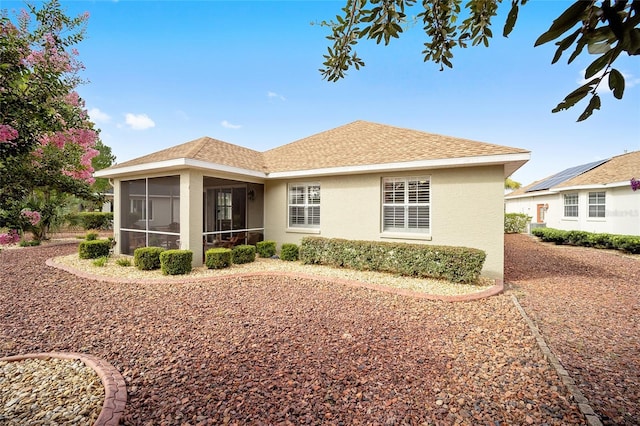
left=611, top=235, right=640, bottom=254
left=300, top=237, right=485, bottom=284
left=565, top=230, right=591, bottom=246
left=79, top=239, right=112, bottom=259
left=531, top=228, right=568, bottom=244
left=85, top=232, right=99, bottom=241
left=532, top=228, right=640, bottom=255
left=256, top=240, right=276, bottom=258
left=160, top=250, right=193, bottom=275
left=232, top=244, right=256, bottom=264
left=67, top=212, right=113, bottom=230
left=205, top=248, right=232, bottom=269
left=92, top=256, right=108, bottom=267
left=116, top=258, right=132, bottom=267
left=587, top=233, right=615, bottom=249
left=504, top=213, right=531, bottom=234
left=134, top=246, right=165, bottom=270
left=19, top=240, right=41, bottom=247
left=280, top=243, right=299, bottom=261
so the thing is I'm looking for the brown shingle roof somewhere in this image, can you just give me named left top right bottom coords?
left=263, top=120, right=529, bottom=172
left=555, top=150, right=640, bottom=188
left=100, top=121, right=529, bottom=175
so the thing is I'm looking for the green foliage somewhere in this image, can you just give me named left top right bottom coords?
left=504, top=213, right=530, bottom=234
left=256, top=240, right=277, bottom=258
left=532, top=227, right=640, bottom=254
left=85, top=231, right=98, bottom=241
left=320, top=0, right=638, bottom=120
left=159, top=250, right=193, bottom=275
left=19, top=240, right=41, bottom=247
left=280, top=243, right=299, bottom=261
left=79, top=239, right=111, bottom=259
left=134, top=246, right=165, bottom=270
left=299, top=237, right=486, bottom=284
left=67, top=212, right=113, bottom=230
left=504, top=178, right=521, bottom=190
left=92, top=256, right=108, bottom=267
left=205, top=248, right=233, bottom=269
left=231, top=244, right=256, bottom=265
left=115, top=258, right=132, bottom=267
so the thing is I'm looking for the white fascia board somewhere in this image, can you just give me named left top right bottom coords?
left=94, top=158, right=267, bottom=179
left=505, top=190, right=555, bottom=200
left=553, top=181, right=633, bottom=192
left=267, top=152, right=531, bottom=179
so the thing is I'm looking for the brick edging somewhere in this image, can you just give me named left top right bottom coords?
left=510, top=295, right=603, bottom=426
left=0, top=352, right=127, bottom=426
left=46, top=258, right=503, bottom=302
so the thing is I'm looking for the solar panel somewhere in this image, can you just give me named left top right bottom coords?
left=526, top=158, right=609, bottom=192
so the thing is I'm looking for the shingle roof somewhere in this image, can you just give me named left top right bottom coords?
left=263, top=120, right=529, bottom=172
left=555, top=150, right=640, bottom=188
left=99, top=120, right=529, bottom=176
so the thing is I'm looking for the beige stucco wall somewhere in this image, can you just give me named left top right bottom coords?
left=264, top=165, right=506, bottom=279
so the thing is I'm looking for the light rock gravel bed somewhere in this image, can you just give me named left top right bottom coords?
left=0, top=358, right=103, bottom=425
left=51, top=251, right=494, bottom=296
left=0, top=242, right=587, bottom=425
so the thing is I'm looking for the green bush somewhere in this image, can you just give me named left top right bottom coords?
left=504, top=213, right=531, bottom=234
left=532, top=227, right=640, bottom=255
left=19, top=240, right=41, bottom=247
left=134, top=246, right=165, bottom=270
left=299, top=237, right=485, bottom=284
left=79, top=239, right=112, bottom=259
left=586, top=233, right=615, bottom=249
left=116, top=258, right=132, bottom=267
left=205, top=248, right=232, bottom=269
left=256, top=240, right=277, bottom=258
left=231, top=244, right=256, bottom=264
left=160, top=250, right=193, bottom=275
left=280, top=243, right=299, bottom=261
left=67, top=212, right=113, bottom=230
left=611, top=235, right=640, bottom=254
left=565, top=230, right=591, bottom=246
left=92, top=256, right=108, bottom=267
left=85, top=232, right=99, bottom=241
left=531, top=228, right=569, bottom=244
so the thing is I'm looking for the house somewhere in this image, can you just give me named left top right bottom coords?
left=505, top=150, right=640, bottom=235
left=95, top=120, right=530, bottom=279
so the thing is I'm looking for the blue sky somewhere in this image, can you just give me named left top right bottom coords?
left=5, top=0, right=640, bottom=185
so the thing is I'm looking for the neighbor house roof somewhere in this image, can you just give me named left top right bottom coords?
left=95, top=120, right=530, bottom=179
left=506, top=150, right=639, bottom=198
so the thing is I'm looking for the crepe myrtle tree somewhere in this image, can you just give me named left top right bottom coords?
left=0, top=0, right=103, bottom=242
left=320, top=0, right=639, bottom=121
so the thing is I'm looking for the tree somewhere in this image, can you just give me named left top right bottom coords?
left=320, top=0, right=639, bottom=121
left=505, top=177, right=521, bottom=190
left=1, top=0, right=104, bottom=241
left=91, top=138, right=116, bottom=195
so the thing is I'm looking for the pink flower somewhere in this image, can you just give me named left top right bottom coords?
left=631, top=178, right=640, bottom=192
left=0, top=230, right=20, bottom=245
left=21, top=209, right=42, bottom=226
left=0, top=124, right=18, bottom=143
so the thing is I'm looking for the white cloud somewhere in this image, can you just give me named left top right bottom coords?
left=578, top=68, right=639, bottom=93
left=221, top=120, right=242, bottom=129
left=125, top=113, right=155, bottom=130
left=267, top=91, right=286, bottom=101
left=88, top=108, right=111, bottom=124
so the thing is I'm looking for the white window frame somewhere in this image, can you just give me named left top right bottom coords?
left=588, top=191, right=606, bottom=218
left=563, top=193, right=579, bottom=218
left=381, top=176, right=431, bottom=234
left=287, top=183, right=320, bottom=229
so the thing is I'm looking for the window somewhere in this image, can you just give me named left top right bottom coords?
left=588, top=191, right=606, bottom=218
left=382, top=177, right=430, bottom=233
left=130, top=199, right=153, bottom=221
left=563, top=194, right=578, bottom=217
left=288, top=183, right=320, bottom=228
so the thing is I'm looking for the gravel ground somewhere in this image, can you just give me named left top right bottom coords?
left=0, top=242, right=589, bottom=425
left=505, top=233, right=640, bottom=426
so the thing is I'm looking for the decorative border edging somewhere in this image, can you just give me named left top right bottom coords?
left=510, top=295, right=603, bottom=426
left=0, top=352, right=127, bottom=426
left=46, top=257, right=503, bottom=302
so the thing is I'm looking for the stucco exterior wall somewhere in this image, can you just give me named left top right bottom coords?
left=265, top=165, right=506, bottom=279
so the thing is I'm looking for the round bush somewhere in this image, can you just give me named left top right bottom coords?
left=134, top=246, right=165, bottom=270
left=280, top=243, right=299, bottom=261
left=205, top=248, right=232, bottom=269
left=79, top=240, right=111, bottom=259
left=160, top=250, right=193, bottom=275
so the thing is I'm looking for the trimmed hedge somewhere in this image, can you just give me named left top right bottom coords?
left=68, top=212, right=113, bottom=230
left=160, top=250, right=193, bottom=275
left=134, top=246, right=165, bottom=270
left=205, top=248, right=232, bottom=269
left=299, top=237, right=486, bottom=284
left=280, top=243, right=299, bottom=261
left=79, top=239, right=112, bottom=259
left=504, top=213, right=531, bottom=234
left=531, top=227, right=640, bottom=254
left=256, top=240, right=276, bottom=258
left=232, top=244, right=256, bottom=264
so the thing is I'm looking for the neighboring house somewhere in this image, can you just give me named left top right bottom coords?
left=505, top=150, right=640, bottom=236
left=95, top=120, right=530, bottom=278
